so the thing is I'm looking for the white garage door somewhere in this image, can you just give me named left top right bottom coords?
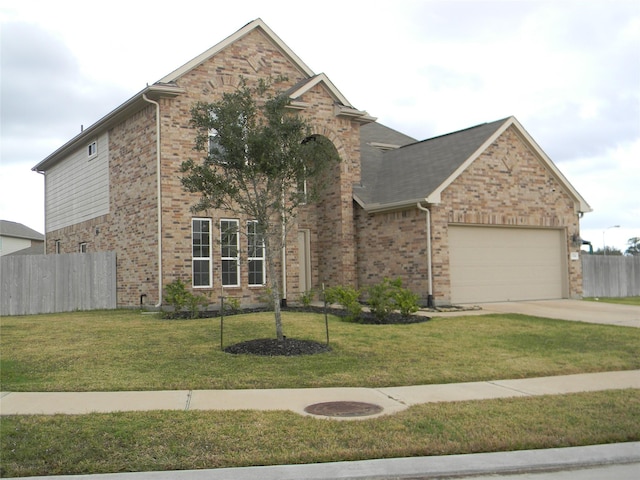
left=449, top=226, right=567, bottom=304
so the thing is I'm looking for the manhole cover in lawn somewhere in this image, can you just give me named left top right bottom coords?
left=304, top=401, right=383, bottom=417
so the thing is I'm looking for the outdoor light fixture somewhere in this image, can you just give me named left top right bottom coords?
left=603, top=225, right=620, bottom=255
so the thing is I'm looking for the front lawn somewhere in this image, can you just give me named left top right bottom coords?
left=1, top=310, right=639, bottom=392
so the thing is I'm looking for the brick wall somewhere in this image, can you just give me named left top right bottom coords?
left=356, top=125, right=583, bottom=304
left=154, top=29, right=363, bottom=307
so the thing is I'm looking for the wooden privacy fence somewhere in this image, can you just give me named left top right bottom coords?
left=581, top=255, right=640, bottom=298
left=1, top=252, right=116, bottom=316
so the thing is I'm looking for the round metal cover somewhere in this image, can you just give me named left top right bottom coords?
left=304, top=401, right=383, bottom=417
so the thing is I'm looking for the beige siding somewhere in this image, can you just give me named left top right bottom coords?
left=449, top=226, right=567, bottom=303
left=45, top=132, right=109, bottom=232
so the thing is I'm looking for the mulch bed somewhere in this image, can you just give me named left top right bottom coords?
left=223, top=337, right=331, bottom=356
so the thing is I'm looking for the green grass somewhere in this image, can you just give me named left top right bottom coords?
left=584, top=296, right=640, bottom=306
left=2, top=389, right=638, bottom=477
left=1, top=310, right=639, bottom=392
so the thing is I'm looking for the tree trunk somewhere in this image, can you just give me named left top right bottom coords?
left=265, top=234, right=284, bottom=342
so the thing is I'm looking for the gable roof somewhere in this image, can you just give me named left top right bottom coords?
left=33, top=19, right=373, bottom=172
left=159, top=18, right=315, bottom=83
left=0, top=220, right=44, bottom=241
left=354, top=116, right=592, bottom=213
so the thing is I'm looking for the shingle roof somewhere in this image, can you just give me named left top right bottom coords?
left=354, top=118, right=509, bottom=210
left=6, top=244, right=45, bottom=256
left=0, top=220, right=44, bottom=241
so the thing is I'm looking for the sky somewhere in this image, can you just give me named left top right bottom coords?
left=1, top=0, right=638, bottom=252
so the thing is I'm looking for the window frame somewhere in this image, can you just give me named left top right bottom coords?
left=247, top=220, right=266, bottom=286
left=192, top=218, right=213, bottom=288
left=88, top=141, right=97, bottom=158
left=220, top=219, right=240, bottom=287
left=79, top=242, right=87, bottom=253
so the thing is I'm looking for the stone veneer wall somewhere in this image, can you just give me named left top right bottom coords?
left=356, top=125, right=583, bottom=305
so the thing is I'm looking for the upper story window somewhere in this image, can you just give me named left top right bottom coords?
left=192, top=218, right=212, bottom=288
left=88, top=141, right=97, bottom=158
left=220, top=219, right=240, bottom=287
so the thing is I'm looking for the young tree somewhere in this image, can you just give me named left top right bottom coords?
left=180, top=78, right=339, bottom=341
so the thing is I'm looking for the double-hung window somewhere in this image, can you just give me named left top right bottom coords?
left=221, top=219, right=240, bottom=287
left=192, top=218, right=212, bottom=288
left=247, top=221, right=265, bottom=286
left=88, top=141, right=97, bottom=158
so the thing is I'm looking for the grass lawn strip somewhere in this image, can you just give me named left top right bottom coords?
left=1, top=389, right=638, bottom=477
left=583, top=296, right=640, bottom=306
left=1, top=311, right=639, bottom=392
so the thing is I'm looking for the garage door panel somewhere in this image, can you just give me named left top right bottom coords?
left=449, top=226, right=566, bottom=304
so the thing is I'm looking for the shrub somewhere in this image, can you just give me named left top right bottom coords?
left=163, top=278, right=208, bottom=319
left=224, top=297, right=241, bottom=313
left=367, top=278, right=400, bottom=321
left=393, top=287, right=420, bottom=317
left=367, top=278, right=420, bottom=320
left=324, top=285, right=362, bottom=322
left=298, top=289, right=315, bottom=307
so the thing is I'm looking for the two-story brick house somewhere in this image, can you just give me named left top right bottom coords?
left=33, top=19, right=591, bottom=308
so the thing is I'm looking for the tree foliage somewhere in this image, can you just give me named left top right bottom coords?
left=180, top=78, right=340, bottom=340
left=625, top=237, right=640, bottom=256
left=592, top=246, right=623, bottom=256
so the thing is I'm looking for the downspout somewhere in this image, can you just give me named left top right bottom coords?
left=142, top=93, right=163, bottom=308
left=416, top=201, right=435, bottom=308
left=281, top=190, right=287, bottom=307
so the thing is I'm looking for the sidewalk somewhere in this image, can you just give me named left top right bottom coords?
left=2, top=370, right=639, bottom=417
left=2, top=371, right=639, bottom=479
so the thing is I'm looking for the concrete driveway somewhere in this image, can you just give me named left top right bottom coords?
left=477, top=299, right=639, bottom=328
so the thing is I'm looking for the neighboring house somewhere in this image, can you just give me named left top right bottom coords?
left=33, top=19, right=591, bottom=308
left=0, top=220, right=45, bottom=256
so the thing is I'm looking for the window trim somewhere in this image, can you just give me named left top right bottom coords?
left=247, top=220, right=266, bottom=286
left=220, top=219, right=240, bottom=287
left=192, top=218, right=213, bottom=288
left=88, top=141, right=97, bottom=158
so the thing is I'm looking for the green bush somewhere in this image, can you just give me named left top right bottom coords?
left=324, top=285, right=362, bottom=322
left=163, top=279, right=208, bottom=319
left=298, top=289, right=315, bottom=307
left=223, top=297, right=241, bottom=313
left=367, top=277, right=420, bottom=319
left=367, top=278, right=400, bottom=321
left=393, top=286, right=420, bottom=317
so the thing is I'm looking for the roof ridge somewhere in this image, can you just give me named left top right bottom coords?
left=406, top=117, right=510, bottom=147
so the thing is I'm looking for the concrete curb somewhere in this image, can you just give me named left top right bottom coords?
left=11, top=443, right=640, bottom=479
